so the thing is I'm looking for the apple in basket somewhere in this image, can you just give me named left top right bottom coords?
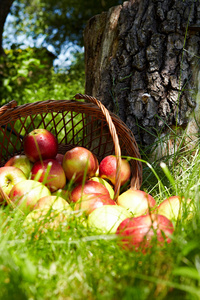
left=62, top=146, right=99, bottom=183
left=74, top=193, right=116, bottom=216
left=89, top=177, right=114, bottom=199
left=0, top=166, right=27, bottom=204
left=4, top=154, right=33, bottom=178
left=31, top=158, right=66, bottom=192
left=117, top=189, right=156, bottom=217
left=9, top=179, right=51, bottom=213
left=55, top=153, right=64, bottom=165
left=99, top=155, right=131, bottom=186
left=116, top=214, right=174, bottom=251
left=87, top=205, right=132, bottom=234
left=23, top=128, right=58, bottom=163
left=70, top=180, right=111, bottom=203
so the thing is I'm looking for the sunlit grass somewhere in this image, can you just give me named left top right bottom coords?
left=0, top=139, right=200, bottom=299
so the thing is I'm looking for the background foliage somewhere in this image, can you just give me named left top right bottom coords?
left=0, top=47, right=85, bottom=106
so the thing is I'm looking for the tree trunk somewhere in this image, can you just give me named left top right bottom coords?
left=0, top=0, right=14, bottom=55
left=84, top=0, right=200, bottom=155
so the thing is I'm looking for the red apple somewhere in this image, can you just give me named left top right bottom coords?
left=89, top=176, right=114, bottom=199
left=5, top=154, right=33, bottom=178
left=31, top=158, right=66, bottom=192
left=62, top=146, right=99, bottom=183
left=23, top=128, right=58, bottom=163
left=157, top=195, right=192, bottom=221
left=0, top=166, right=27, bottom=204
left=99, top=155, right=131, bottom=186
left=70, top=180, right=111, bottom=203
left=117, top=189, right=156, bottom=217
left=87, top=205, right=132, bottom=233
left=116, top=214, right=174, bottom=251
left=9, top=179, right=51, bottom=213
left=55, top=153, right=64, bottom=165
left=74, top=193, right=116, bottom=215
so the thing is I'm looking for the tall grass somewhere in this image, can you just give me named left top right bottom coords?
left=1, top=142, right=200, bottom=300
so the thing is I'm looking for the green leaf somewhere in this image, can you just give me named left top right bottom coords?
left=17, top=68, right=29, bottom=77
left=173, top=267, right=200, bottom=280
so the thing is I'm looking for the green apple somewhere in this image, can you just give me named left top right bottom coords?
left=157, top=196, right=192, bottom=221
left=89, top=177, right=115, bottom=199
left=23, top=207, right=70, bottom=235
left=117, top=189, right=156, bottom=217
left=0, top=166, right=27, bottom=204
left=4, top=155, right=33, bottom=178
left=87, top=205, right=132, bottom=234
left=34, top=195, right=72, bottom=214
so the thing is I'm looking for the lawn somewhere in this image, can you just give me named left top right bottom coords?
left=0, top=139, right=200, bottom=300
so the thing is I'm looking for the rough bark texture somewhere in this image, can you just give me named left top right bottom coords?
left=84, top=0, right=200, bottom=150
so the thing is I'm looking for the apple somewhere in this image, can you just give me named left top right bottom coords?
left=156, top=195, right=192, bottom=222
left=33, top=195, right=71, bottom=212
left=89, top=176, right=114, bottom=199
left=0, top=166, right=27, bottom=204
left=70, top=180, right=111, bottom=203
left=23, top=207, right=70, bottom=236
left=31, top=158, right=66, bottom=192
left=55, top=153, right=64, bottom=165
left=23, top=128, right=58, bottom=163
left=74, top=193, right=116, bottom=215
left=4, top=155, right=33, bottom=178
left=9, top=179, right=51, bottom=213
left=117, top=189, right=156, bottom=217
left=87, top=205, right=132, bottom=234
left=62, top=146, right=99, bottom=183
left=99, top=155, right=131, bottom=186
left=116, top=214, right=174, bottom=251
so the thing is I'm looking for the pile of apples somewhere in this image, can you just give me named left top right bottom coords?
left=0, top=128, right=191, bottom=251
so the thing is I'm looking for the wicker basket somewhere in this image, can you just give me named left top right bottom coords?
left=0, top=94, right=142, bottom=201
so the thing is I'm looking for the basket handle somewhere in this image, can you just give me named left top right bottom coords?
left=0, top=100, right=17, bottom=116
left=74, top=93, right=122, bottom=201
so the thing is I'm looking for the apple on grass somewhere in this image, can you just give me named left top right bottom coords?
left=9, top=179, right=51, bottom=213
left=87, top=205, right=132, bottom=234
left=99, top=155, right=131, bottom=186
left=116, top=214, right=174, bottom=251
left=70, top=180, right=111, bottom=203
left=23, top=207, right=70, bottom=236
left=89, top=177, right=114, bottom=199
left=23, top=128, right=58, bottom=163
left=156, top=195, right=192, bottom=222
left=117, top=188, right=156, bottom=217
left=74, top=193, right=116, bottom=216
left=23, top=195, right=73, bottom=236
left=31, top=158, right=66, bottom=192
left=62, top=146, right=99, bottom=184
left=4, top=155, right=33, bottom=178
left=34, top=195, right=72, bottom=213
left=0, top=166, right=27, bottom=204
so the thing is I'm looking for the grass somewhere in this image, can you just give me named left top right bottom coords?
left=1, top=139, right=200, bottom=300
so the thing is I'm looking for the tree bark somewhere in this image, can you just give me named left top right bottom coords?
left=84, top=0, right=200, bottom=152
left=0, top=0, right=14, bottom=55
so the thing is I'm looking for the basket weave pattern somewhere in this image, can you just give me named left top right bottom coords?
left=0, top=94, right=142, bottom=200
